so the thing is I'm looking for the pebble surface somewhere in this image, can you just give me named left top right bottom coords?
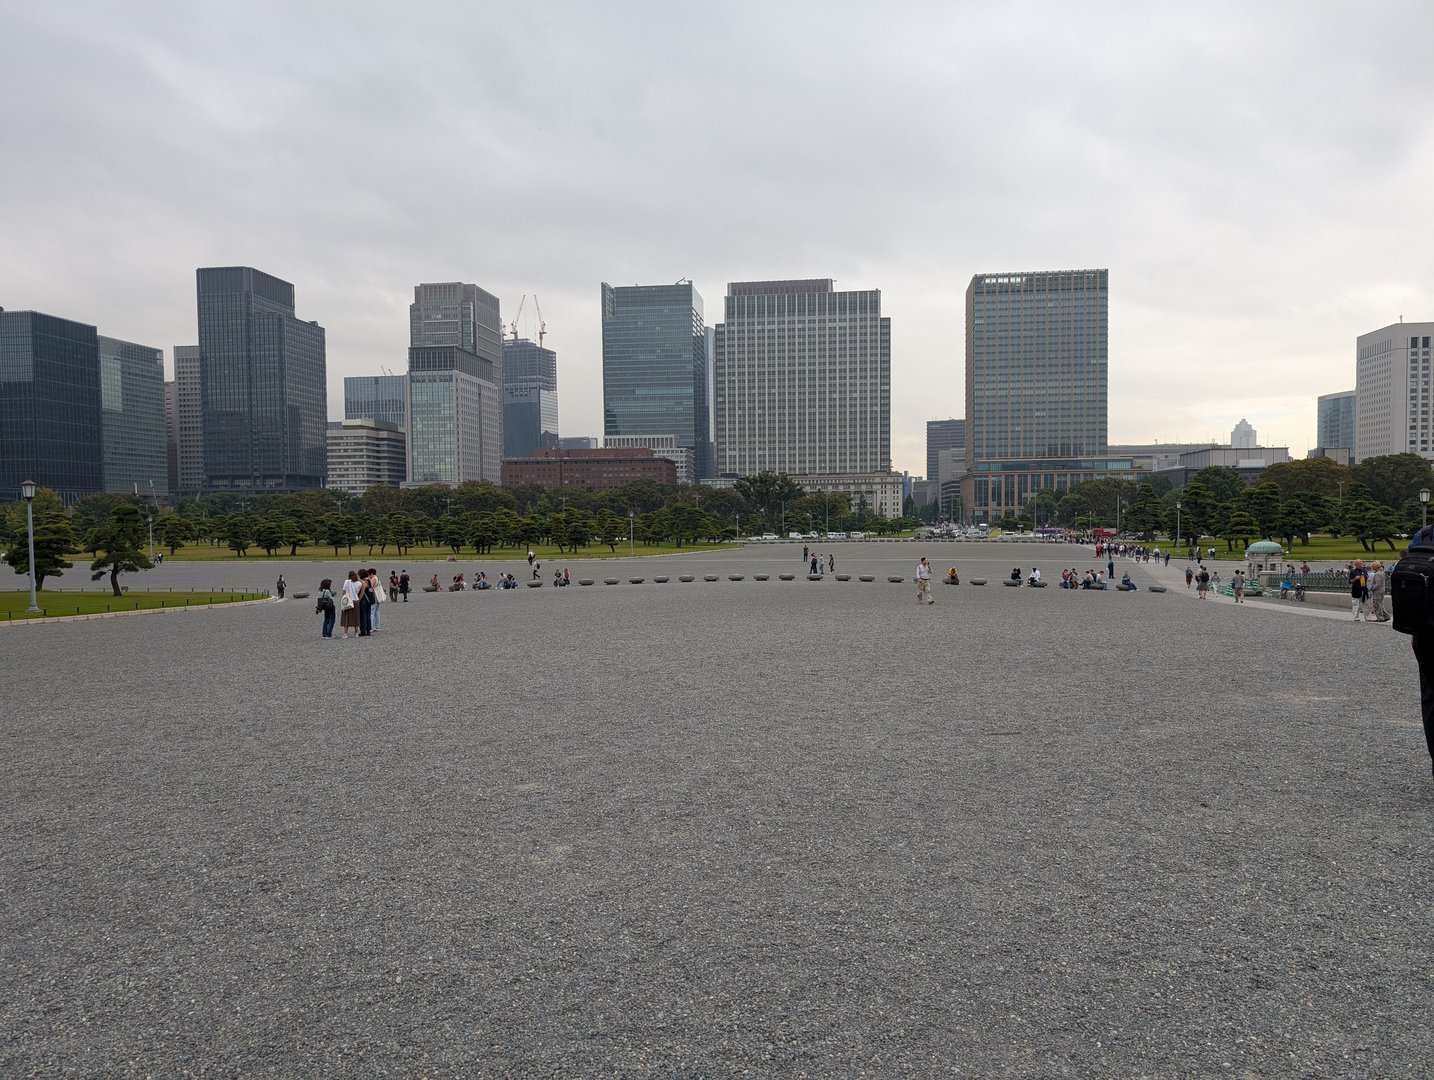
left=2, top=542, right=1431, bottom=1076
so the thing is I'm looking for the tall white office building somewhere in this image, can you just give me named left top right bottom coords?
left=713, top=278, right=890, bottom=477
left=1355, top=321, right=1434, bottom=462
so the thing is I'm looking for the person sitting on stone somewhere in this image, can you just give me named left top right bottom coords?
left=1117, top=572, right=1137, bottom=591
left=1010, top=567, right=1022, bottom=585
left=945, top=567, right=959, bottom=584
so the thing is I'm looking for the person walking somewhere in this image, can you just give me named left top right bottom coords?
left=368, top=568, right=384, bottom=632
left=1232, top=569, right=1246, bottom=603
left=389, top=570, right=400, bottom=601
left=1349, top=560, right=1369, bottom=621
left=1196, top=566, right=1210, bottom=598
left=827, top=553, right=835, bottom=574
left=916, top=557, right=934, bottom=605
left=276, top=574, right=286, bottom=599
left=1368, top=560, right=1389, bottom=622
left=399, top=570, right=410, bottom=602
left=316, top=578, right=336, bottom=638
left=340, top=570, right=362, bottom=638
left=357, top=568, right=374, bottom=636
left=1185, top=566, right=1194, bottom=589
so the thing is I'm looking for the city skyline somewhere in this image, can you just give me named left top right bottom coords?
left=3, top=3, right=1433, bottom=477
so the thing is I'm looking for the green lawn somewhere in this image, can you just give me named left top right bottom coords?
left=1163, top=534, right=1408, bottom=563
left=156, top=541, right=740, bottom=562
left=1, top=590, right=269, bottom=621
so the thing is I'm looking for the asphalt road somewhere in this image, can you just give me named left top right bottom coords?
left=3, top=542, right=1430, bottom=1076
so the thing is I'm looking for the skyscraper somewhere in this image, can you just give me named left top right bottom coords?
left=926, top=418, right=965, bottom=481
left=0, top=309, right=103, bottom=502
left=406, top=282, right=503, bottom=485
left=1231, top=418, right=1257, bottom=448
left=713, top=279, right=890, bottom=477
left=98, top=335, right=167, bottom=496
left=196, top=267, right=327, bottom=492
left=963, top=269, right=1122, bottom=523
left=1356, top=323, right=1434, bottom=462
left=1316, top=390, right=1356, bottom=453
left=345, top=374, right=408, bottom=430
left=502, top=337, right=558, bottom=459
left=601, top=281, right=710, bottom=480
left=172, top=345, right=204, bottom=495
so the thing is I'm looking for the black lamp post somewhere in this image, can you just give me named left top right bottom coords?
left=21, top=479, right=39, bottom=613
left=1175, top=499, right=1182, bottom=549
left=1421, top=487, right=1430, bottom=529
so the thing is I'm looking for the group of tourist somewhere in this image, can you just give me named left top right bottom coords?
left=1347, top=559, right=1390, bottom=622
left=313, top=567, right=397, bottom=638
left=803, top=547, right=835, bottom=575
left=1094, top=542, right=1170, bottom=566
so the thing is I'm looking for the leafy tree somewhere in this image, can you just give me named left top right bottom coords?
left=4, top=509, right=77, bottom=589
left=388, top=512, right=417, bottom=555
left=253, top=519, right=285, bottom=556
left=1191, top=466, right=1245, bottom=504
left=1350, top=453, right=1434, bottom=509
left=1124, top=483, right=1164, bottom=539
left=321, top=513, right=359, bottom=556
left=152, top=514, right=193, bottom=555
left=89, top=504, right=154, bottom=596
left=1236, top=482, right=1283, bottom=538
left=1260, top=457, right=1351, bottom=500
left=1220, top=510, right=1262, bottom=552
left=71, top=492, right=135, bottom=538
left=279, top=517, right=308, bottom=557
left=220, top=514, right=258, bottom=557
left=468, top=512, right=501, bottom=555
left=734, top=471, right=805, bottom=526
left=594, top=509, right=626, bottom=553
left=1173, top=480, right=1219, bottom=541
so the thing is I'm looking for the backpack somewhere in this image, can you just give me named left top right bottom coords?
left=1391, top=527, right=1434, bottom=634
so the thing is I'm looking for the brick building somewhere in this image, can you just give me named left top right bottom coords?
left=501, top=447, right=677, bottom=490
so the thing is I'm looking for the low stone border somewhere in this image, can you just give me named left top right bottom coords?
left=1002, top=580, right=1020, bottom=587
left=887, top=576, right=905, bottom=583
left=859, top=575, right=875, bottom=582
left=808, top=574, right=824, bottom=581
left=527, top=581, right=542, bottom=587
left=704, top=575, right=719, bottom=582
left=654, top=576, right=669, bottom=583
left=604, top=578, right=620, bottom=585
left=836, top=574, right=851, bottom=581
left=579, top=579, right=595, bottom=586
left=629, top=578, right=645, bottom=584
left=679, top=575, right=695, bottom=582
left=779, top=574, right=795, bottom=581
left=754, top=574, right=769, bottom=581
left=728, top=575, right=744, bottom=581
left=970, top=578, right=987, bottom=585
left=1148, top=585, right=1168, bottom=593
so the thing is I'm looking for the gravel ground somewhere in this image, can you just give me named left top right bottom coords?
left=3, top=543, right=1431, bottom=1076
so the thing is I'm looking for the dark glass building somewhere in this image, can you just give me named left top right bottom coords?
left=0, top=309, right=103, bottom=503
left=98, top=335, right=168, bottom=496
left=196, top=267, right=327, bottom=492
left=963, top=269, right=1118, bottom=523
left=502, top=337, right=558, bottom=459
left=926, top=418, right=965, bottom=481
left=344, top=374, right=408, bottom=429
left=601, top=282, right=710, bottom=480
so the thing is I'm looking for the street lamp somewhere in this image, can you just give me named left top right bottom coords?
left=1421, top=488, right=1430, bottom=529
left=21, top=480, right=39, bottom=613
left=1175, top=499, right=1182, bottom=549
left=629, top=509, right=635, bottom=553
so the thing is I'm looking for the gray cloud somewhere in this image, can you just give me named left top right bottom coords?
left=3, top=0, right=1431, bottom=473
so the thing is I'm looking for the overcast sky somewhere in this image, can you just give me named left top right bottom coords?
left=4, top=1, right=1432, bottom=477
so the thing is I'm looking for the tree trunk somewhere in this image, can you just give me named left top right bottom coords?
left=109, top=568, right=122, bottom=596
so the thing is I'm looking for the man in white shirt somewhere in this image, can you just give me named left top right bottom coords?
left=916, top=557, right=934, bottom=605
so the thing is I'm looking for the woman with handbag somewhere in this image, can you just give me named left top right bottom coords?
left=368, top=568, right=385, bottom=634
left=358, top=568, right=374, bottom=637
left=316, top=578, right=336, bottom=638
left=340, top=570, right=362, bottom=638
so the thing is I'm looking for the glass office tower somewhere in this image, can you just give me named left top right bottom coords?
left=98, top=335, right=168, bottom=496
left=0, top=309, right=103, bottom=503
left=1316, top=390, right=1355, bottom=453
left=406, top=283, right=504, bottom=484
left=196, top=267, right=327, bottom=492
left=963, top=269, right=1116, bottom=523
left=345, top=374, right=408, bottom=429
left=601, top=281, right=710, bottom=480
left=502, top=337, right=559, bottom=459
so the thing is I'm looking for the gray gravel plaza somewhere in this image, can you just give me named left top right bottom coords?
left=3, top=541, right=1432, bottom=1077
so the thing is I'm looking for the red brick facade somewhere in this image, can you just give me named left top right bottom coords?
left=501, top=447, right=678, bottom=490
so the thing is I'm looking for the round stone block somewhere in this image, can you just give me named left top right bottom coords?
left=754, top=574, right=769, bottom=581
left=728, top=575, right=744, bottom=581
left=836, top=574, right=851, bottom=581
left=1002, top=579, right=1020, bottom=586
left=970, top=578, right=987, bottom=585
left=704, top=575, right=719, bottom=582
left=779, top=573, right=796, bottom=581
left=629, top=578, right=645, bottom=584
left=604, top=578, right=620, bottom=585
left=293, top=592, right=310, bottom=599
left=809, top=574, right=824, bottom=581
left=527, top=581, right=542, bottom=587
left=679, top=575, right=695, bottom=582
left=1148, top=585, right=1167, bottom=593
left=859, top=575, right=875, bottom=582
left=654, top=576, right=669, bottom=583
left=887, top=576, right=905, bottom=583
left=579, top=579, right=595, bottom=586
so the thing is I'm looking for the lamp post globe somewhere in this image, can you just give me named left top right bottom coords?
left=21, top=480, right=40, bottom=612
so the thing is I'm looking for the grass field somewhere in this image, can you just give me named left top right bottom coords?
left=154, top=541, right=740, bottom=562
left=1, top=590, right=268, bottom=621
left=1164, top=534, right=1408, bottom=563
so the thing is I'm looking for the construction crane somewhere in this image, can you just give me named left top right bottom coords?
left=534, top=295, right=546, bottom=348
left=508, top=295, right=527, bottom=342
